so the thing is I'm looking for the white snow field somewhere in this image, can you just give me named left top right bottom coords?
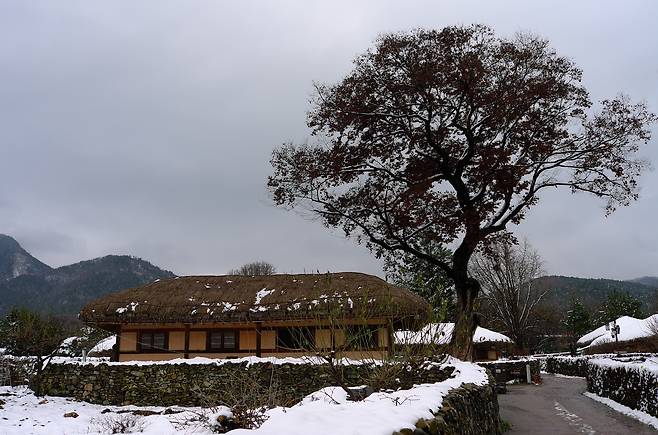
left=577, top=314, right=658, bottom=348
left=0, top=357, right=488, bottom=435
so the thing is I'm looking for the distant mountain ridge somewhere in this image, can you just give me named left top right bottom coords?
left=534, top=275, right=658, bottom=313
left=0, top=234, right=175, bottom=316
left=629, top=276, right=658, bottom=288
left=0, top=234, right=52, bottom=281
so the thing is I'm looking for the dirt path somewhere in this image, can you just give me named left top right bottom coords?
left=498, top=374, right=657, bottom=434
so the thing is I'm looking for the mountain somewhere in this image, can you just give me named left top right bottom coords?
left=0, top=234, right=52, bottom=281
left=533, top=275, right=657, bottom=313
left=0, top=234, right=175, bottom=317
left=629, top=276, right=658, bottom=288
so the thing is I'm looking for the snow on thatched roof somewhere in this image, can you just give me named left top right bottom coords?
left=79, top=272, right=430, bottom=325
left=577, top=314, right=658, bottom=348
left=394, top=322, right=512, bottom=346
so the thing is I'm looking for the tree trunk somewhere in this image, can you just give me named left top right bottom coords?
left=449, top=277, right=479, bottom=361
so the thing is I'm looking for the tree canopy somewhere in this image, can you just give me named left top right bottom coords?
left=268, top=25, right=655, bottom=359
left=228, top=261, right=276, bottom=276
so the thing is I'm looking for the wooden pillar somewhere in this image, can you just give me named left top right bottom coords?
left=255, top=322, right=262, bottom=358
left=184, top=324, right=191, bottom=359
left=387, top=320, right=394, bottom=359
left=113, top=324, right=122, bottom=362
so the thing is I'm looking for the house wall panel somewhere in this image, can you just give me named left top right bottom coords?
left=378, top=327, right=388, bottom=348
left=120, top=332, right=137, bottom=352
left=189, top=331, right=206, bottom=351
left=118, top=353, right=184, bottom=362
left=240, top=330, right=256, bottom=350
left=315, top=329, right=332, bottom=349
left=169, top=331, right=185, bottom=351
left=261, top=330, right=276, bottom=349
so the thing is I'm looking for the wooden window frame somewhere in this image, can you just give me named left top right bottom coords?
left=138, top=330, right=169, bottom=353
left=206, top=329, right=239, bottom=352
left=276, top=327, right=315, bottom=351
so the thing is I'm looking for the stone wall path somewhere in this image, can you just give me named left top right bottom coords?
left=498, top=374, right=656, bottom=434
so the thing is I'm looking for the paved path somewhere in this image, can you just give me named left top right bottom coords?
left=498, top=374, right=657, bottom=434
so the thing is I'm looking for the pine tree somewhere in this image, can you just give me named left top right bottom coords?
left=563, top=300, right=591, bottom=344
left=593, top=291, right=643, bottom=327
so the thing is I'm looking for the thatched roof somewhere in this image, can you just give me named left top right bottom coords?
left=79, top=272, right=429, bottom=325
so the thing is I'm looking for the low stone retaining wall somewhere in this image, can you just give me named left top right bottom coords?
left=587, top=358, right=658, bottom=418
left=39, top=360, right=454, bottom=407
left=393, top=372, right=501, bottom=435
left=478, top=359, right=540, bottom=384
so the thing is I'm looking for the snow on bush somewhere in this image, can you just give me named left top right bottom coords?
left=587, top=357, right=658, bottom=418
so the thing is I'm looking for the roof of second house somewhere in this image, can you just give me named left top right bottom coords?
left=394, top=323, right=513, bottom=346
left=79, top=272, right=430, bottom=325
left=577, top=314, right=658, bottom=348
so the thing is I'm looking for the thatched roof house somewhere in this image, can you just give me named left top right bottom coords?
left=395, top=323, right=514, bottom=361
left=80, top=272, right=429, bottom=362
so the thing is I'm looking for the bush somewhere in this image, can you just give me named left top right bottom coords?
left=587, top=359, right=658, bottom=418
left=544, top=356, right=590, bottom=377
left=91, top=414, right=145, bottom=434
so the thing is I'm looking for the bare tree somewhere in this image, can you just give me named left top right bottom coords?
left=228, top=261, right=276, bottom=276
left=470, top=240, right=546, bottom=352
left=268, top=25, right=655, bottom=359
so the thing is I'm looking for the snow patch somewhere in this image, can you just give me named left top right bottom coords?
left=584, top=392, right=658, bottom=430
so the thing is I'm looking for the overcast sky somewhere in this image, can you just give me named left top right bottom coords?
left=1, top=0, right=657, bottom=280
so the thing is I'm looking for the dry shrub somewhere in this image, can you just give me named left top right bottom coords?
left=180, top=364, right=282, bottom=432
left=91, top=414, right=145, bottom=434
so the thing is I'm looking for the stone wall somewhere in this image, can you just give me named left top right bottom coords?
left=39, top=360, right=454, bottom=407
left=392, top=372, right=501, bottom=435
left=477, top=359, right=540, bottom=384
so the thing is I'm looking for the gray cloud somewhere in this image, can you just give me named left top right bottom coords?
left=1, top=0, right=656, bottom=280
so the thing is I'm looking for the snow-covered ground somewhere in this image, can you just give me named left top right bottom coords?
left=0, top=358, right=488, bottom=435
left=577, top=314, right=658, bottom=348
left=584, top=392, right=658, bottom=430
left=395, top=322, right=512, bottom=345
left=0, top=386, right=212, bottom=435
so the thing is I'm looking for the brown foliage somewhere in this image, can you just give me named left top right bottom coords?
left=268, top=25, right=655, bottom=359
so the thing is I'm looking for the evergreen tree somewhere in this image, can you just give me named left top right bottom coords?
left=593, top=291, right=643, bottom=327
left=383, top=241, right=455, bottom=322
left=563, top=300, right=591, bottom=343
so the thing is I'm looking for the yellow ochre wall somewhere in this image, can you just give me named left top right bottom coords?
left=189, top=331, right=206, bottom=351
left=117, top=322, right=390, bottom=361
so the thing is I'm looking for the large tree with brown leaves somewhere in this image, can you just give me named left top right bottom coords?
left=268, top=25, right=655, bottom=360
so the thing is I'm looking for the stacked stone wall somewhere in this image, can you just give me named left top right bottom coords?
left=393, top=373, right=501, bottom=435
left=39, top=360, right=453, bottom=407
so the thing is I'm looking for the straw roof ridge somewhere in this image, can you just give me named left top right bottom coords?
left=79, top=272, right=430, bottom=324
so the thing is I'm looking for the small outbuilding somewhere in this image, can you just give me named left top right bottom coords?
left=79, top=272, right=429, bottom=362
left=395, top=322, right=514, bottom=361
